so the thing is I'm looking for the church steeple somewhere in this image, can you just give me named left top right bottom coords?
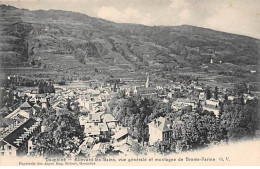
left=145, top=73, right=149, bottom=88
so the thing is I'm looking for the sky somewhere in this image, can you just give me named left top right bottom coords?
left=1, top=0, right=260, bottom=39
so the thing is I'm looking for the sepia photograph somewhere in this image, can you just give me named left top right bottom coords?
left=0, top=0, right=259, bottom=166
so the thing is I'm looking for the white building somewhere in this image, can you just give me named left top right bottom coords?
left=148, top=117, right=173, bottom=145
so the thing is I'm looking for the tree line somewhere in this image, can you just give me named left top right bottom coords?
left=38, top=81, right=55, bottom=94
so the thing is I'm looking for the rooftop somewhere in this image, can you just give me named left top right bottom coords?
left=2, top=118, right=40, bottom=148
left=148, top=117, right=173, bottom=132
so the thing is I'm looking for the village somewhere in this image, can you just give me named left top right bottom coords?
left=0, top=73, right=259, bottom=158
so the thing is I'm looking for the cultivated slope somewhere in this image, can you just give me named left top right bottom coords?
left=0, top=5, right=259, bottom=81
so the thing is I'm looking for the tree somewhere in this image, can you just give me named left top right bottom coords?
left=205, top=88, right=211, bottom=100
left=220, top=99, right=260, bottom=141
left=38, top=82, right=44, bottom=94
left=214, top=86, right=218, bottom=100
left=233, top=83, right=248, bottom=96
left=169, top=111, right=223, bottom=153
left=109, top=95, right=153, bottom=144
left=58, top=77, right=66, bottom=85
left=67, top=98, right=72, bottom=111
left=224, top=94, right=228, bottom=102
left=131, top=142, right=142, bottom=155
left=34, top=109, right=84, bottom=157
left=49, top=84, right=55, bottom=93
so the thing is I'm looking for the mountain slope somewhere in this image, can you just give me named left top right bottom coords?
left=0, top=4, right=259, bottom=81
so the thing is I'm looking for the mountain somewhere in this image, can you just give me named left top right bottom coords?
left=0, top=4, right=259, bottom=82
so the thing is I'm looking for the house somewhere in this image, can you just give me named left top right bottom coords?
left=203, top=98, right=220, bottom=116
left=80, top=112, right=117, bottom=141
left=27, top=90, right=39, bottom=99
left=112, top=127, right=129, bottom=143
left=4, top=108, right=28, bottom=125
left=171, top=98, right=196, bottom=111
left=112, top=126, right=134, bottom=155
left=4, top=101, right=39, bottom=124
left=76, top=137, right=97, bottom=157
left=228, top=96, right=235, bottom=101
left=148, top=117, right=173, bottom=145
left=101, top=114, right=118, bottom=130
left=52, top=101, right=66, bottom=113
left=87, top=112, right=104, bottom=123
left=0, top=117, right=15, bottom=133
left=98, top=123, right=109, bottom=140
left=39, top=97, right=48, bottom=109
left=92, top=142, right=110, bottom=155
left=20, top=101, right=34, bottom=111
left=205, top=99, right=219, bottom=107
left=27, top=137, right=37, bottom=156
left=0, top=118, right=41, bottom=157
left=79, top=116, right=89, bottom=126
left=84, top=123, right=100, bottom=139
left=118, top=143, right=132, bottom=154
left=77, top=137, right=95, bottom=154
left=243, top=94, right=255, bottom=103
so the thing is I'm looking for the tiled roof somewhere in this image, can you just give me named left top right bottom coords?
left=0, top=117, right=13, bottom=128
left=98, top=123, right=108, bottom=132
left=3, top=118, right=40, bottom=148
left=16, top=110, right=31, bottom=119
left=88, top=112, right=104, bottom=123
left=107, top=122, right=116, bottom=129
left=137, top=87, right=155, bottom=92
left=176, top=98, right=195, bottom=103
left=53, top=101, right=64, bottom=109
left=148, top=117, right=172, bottom=132
left=85, top=125, right=100, bottom=136
left=113, top=128, right=129, bottom=140
left=5, top=108, right=22, bottom=119
left=101, top=114, right=116, bottom=122
left=20, top=101, right=33, bottom=109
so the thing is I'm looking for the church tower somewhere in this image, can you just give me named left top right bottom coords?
left=145, top=74, right=149, bottom=88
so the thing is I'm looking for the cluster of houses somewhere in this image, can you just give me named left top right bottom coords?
left=0, top=74, right=258, bottom=157
left=77, top=112, right=138, bottom=156
left=58, top=86, right=139, bottom=156
left=0, top=81, right=139, bottom=157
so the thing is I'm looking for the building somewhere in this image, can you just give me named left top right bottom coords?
left=112, top=126, right=134, bottom=155
left=148, top=117, right=173, bottom=145
left=4, top=101, right=40, bottom=125
left=171, top=98, right=196, bottom=111
left=0, top=117, right=15, bottom=133
left=203, top=98, right=220, bottom=116
left=0, top=118, right=41, bottom=157
left=132, top=74, right=158, bottom=99
left=135, top=87, right=157, bottom=99
left=79, top=112, right=118, bottom=141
